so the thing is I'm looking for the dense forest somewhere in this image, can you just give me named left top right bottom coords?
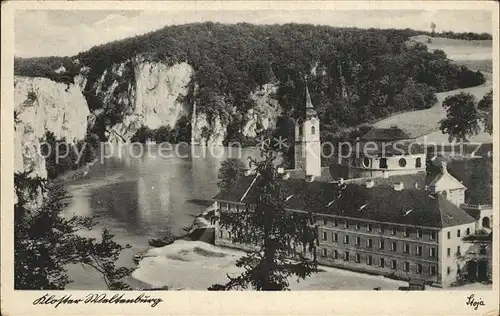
left=15, top=23, right=487, bottom=145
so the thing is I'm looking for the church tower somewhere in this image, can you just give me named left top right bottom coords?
left=294, top=85, right=321, bottom=178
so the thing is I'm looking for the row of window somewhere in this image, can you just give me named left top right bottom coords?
left=320, top=220, right=438, bottom=240
left=219, top=202, right=472, bottom=241
left=353, top=157, right=422, bottom=169
left=447, top=246, right=462, bottom=257
left=296, top=123, right=317, bottom=136
left=321, top=232, right=437, bottom=257
left=446, top=228, right=471, bottom=239
left=218, top=203, right=246, bottom=212
left=319, top=248, right=437, bottom=275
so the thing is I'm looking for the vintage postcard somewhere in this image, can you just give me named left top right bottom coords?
left=1, top=1, right=499, bottom=315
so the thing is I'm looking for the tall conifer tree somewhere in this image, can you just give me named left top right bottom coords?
left=209, top=145, right=320, bottom=291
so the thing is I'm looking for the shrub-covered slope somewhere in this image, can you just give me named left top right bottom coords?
left=15, top=23, right=486, bottom=145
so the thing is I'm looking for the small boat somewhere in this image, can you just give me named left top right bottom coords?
left=148, top=235, right=176, bottom=247
left=145, top=286, right=169, bottom=291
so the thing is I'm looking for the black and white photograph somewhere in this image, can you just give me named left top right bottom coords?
left=1, top=1, right=498, bottom=315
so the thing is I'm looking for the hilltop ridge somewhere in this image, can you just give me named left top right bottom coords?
left=14, top=23, right=492, bottom=177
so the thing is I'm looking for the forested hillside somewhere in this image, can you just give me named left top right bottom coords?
left=15, top=23, right=486, bottom=144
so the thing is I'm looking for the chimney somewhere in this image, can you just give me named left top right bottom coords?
left=394, top=182, right=404, bottom=191
left=305, top=175, right=315, bottom=182
left=366, top=179, right=375, bottom=188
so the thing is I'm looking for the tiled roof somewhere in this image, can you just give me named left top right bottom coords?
left=344, top=172, right=427, bottom=190
left=286, top=167, right=332, bottom=182
left=353, top=140, right=426, bottom=155
left=212, top=175, right=476, bottom=228
left=427, top=171, right=467, bottom=191
left=426, top=161, right=467, bottom=191
left=212, top=175, right=257, bottom=202
left=360, top=127, right=412, bottom=141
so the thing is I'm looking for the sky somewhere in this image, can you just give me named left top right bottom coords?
left=15, top=9, right=493, bottom=58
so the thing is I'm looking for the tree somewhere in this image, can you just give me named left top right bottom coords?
left=171, top=116, right=191, bottom=143
left=131, top=126, right=154, bottom=143
left=478, top=89, right=493, bottom=135
left=217, top=158, right=247, bottom=193
left=14, top=171, right=134, bottom=290
left=273, top=115, right=296, bottom=169
left=209, top=146, right=319, bottom=291
left=154, top=125, right=172, bottom=143
left=439, top=92, right=481, bottom=142
left=16, top=23, right=486, bottom=145
left=82, top=131, right=100, bottom=164
left=465, top=156, right=493, bottom=205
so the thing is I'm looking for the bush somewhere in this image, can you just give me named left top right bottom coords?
left=154, top=125, right=172, bottom=143
left=41, top=131, right=100, bottom=179
left=130, top=126, right=154, bottom=143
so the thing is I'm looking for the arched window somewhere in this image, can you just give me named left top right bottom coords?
left=311, top=125, right=316, bottom=135
left=441, top=190, right=448, bottom=199
left=363, top=157, right=370, bottom=168
left=482, top=217, right=490, bottom=228
left=415, top=157, right=422, bottom=168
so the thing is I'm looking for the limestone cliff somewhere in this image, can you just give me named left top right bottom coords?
left=90, top=60, right=281, bottom=146
left=242, top=84, right=281, bottom=138
left=14, top=76, right=90, bottom=178
left=15, top=59, right=283, bottom=167
left=92, top=58, right=194, bottom=143
left=192, top=112, right=227, bottom=147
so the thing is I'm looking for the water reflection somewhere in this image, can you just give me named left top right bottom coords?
left=65, top=144, right=263, bottom=242
left=89, top=180, right=143, bottom=234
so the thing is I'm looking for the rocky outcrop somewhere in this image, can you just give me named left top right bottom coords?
left=92, top=59, right=194, bottom=143
left=15, top=60, right=283, bottom=155
left=14, top=76, right=90, bottom=178
left=242, top=84, right=281, bottom=138
left=192, top=112, right=227, bottom=147
left=191, top=83, right=281, bottom=146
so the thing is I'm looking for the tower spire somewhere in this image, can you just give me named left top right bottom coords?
left=305, top=85, right=313, bottom=109
left=294, top=76, right=321, bottom=178
left=304, top=80, right=317, bottom=118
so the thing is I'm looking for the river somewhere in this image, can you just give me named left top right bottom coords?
left=62, top=143, right=262, bottom=290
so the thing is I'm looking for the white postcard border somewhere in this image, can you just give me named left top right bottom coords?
left=1, top=1, right=499, bottom=315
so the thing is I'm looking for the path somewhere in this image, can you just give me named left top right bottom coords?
left=373, top=35, right=492, bottom=144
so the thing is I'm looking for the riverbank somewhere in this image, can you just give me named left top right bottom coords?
left=131, top=239, right=492, bottom=291
left=52, top=158, right=99, bottom=184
